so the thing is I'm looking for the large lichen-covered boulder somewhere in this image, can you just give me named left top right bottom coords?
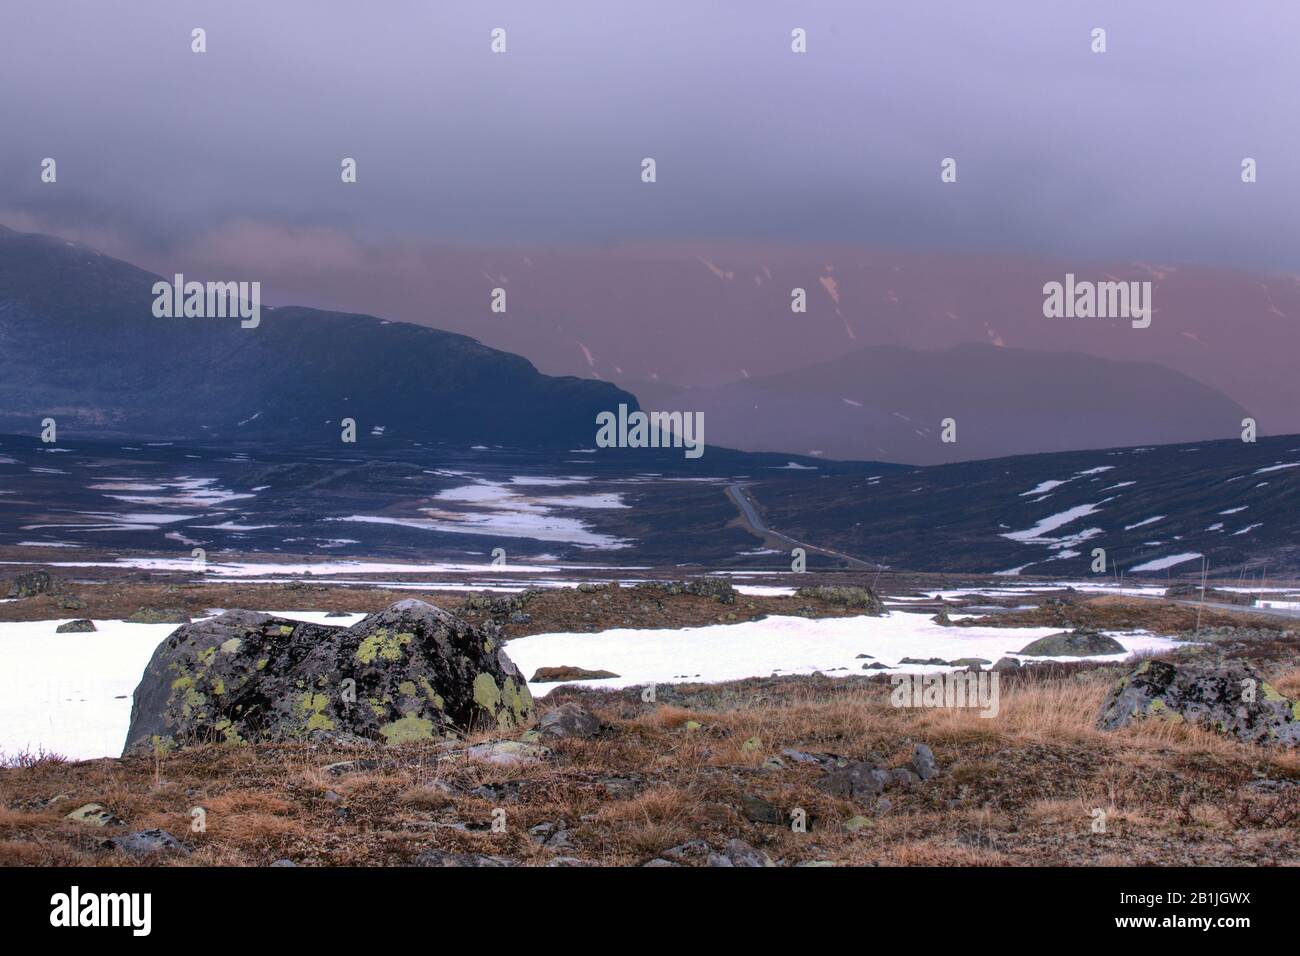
left=1096, top=658, right=1300, bottom=746
left=123, top=599, right=533, bottom=755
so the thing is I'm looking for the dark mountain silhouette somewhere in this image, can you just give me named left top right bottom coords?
left=0, top=226, right=633, bottom=447
left=628, top=344, right=1249, bottom=465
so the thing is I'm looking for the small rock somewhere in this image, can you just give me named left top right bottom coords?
left=126, top=607, right=191, bottom=625
left=708, top=838, right=774, bottom=867
left=530, top=665, right=620, bottom=682
left=844, top=815, right=872, bottom=832
left=414, top=849, right=513, bottom=867
left=104, top=829, right=189, bottom=857
left=537, top=702, right=602, bottom=739
left=740, top=735, right=763, bottom=753
left=466, top=740, right=551, bottom=766
left=65, top=803, right=122, bottom=827
left=740, top=793, right=784, bottom=825
left=909, top=743, right=938, bottom=781
left=780, top=748, right=825, bottom=765
left=887, top=767, right=921, bottom=788
left=816, top=761, right=889, bottom=802
left=56, top=619, right=96, bottom=634
left=992, top=657, right=1021, bottom=672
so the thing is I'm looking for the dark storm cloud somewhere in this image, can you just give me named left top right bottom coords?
left=1, top=0, right=1297, bottom=270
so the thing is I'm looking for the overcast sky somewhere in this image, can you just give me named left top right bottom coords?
left=1, top=0, right=1297, bottom=273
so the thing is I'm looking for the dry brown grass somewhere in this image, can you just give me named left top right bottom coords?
left=2, top=661, right=1299, bottom=867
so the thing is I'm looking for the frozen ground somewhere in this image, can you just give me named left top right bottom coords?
left=0, top=604, right=1183, bottom=761
left=508, top=613, right=1182, bottom=697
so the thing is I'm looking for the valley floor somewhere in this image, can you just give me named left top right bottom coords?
left=1, top=571, right=1299, bottom=866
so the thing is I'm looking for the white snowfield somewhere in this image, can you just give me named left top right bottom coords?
left=0, top=611, right=366, bottom=761
left=508, top=613, right=1181, bottom=698
left=0, top=558, right=623, bottom=577
left=0, top=606, right=1183, bottom=761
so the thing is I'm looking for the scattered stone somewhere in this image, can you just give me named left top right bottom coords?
left=57, top=595, right=87, bottom=611
left=530, top=665, right=620, bottom=682
left=324, top=611, right=352, bottom=618
left=104, top=829, right=189, bottom=857
left=794, top=585, right=884, bottom=613
left=887, top=767, right=921, bottom=788
left=1097, top=658, right=1300, bottom=746
left=843, top=815, right=872, bottom=832
left=65, top=803, right=122, bottom=827
left=816, top=762, right=889, bottom=802
left=5, top=570, right=60, bottom=599
left=270, top=859, right=297, bottom=867
left=653, top=578, right=738, bottom=605
left=466, top=740, right=551, bottom=766
left=992, top=657, right=1021, bottom=672
left=643, top=858, right=679, bottom=867
left=740, top=735, right=763, bottom=753
left=862, top=662, right=889, bottom=670
left=949, top=658, right=991, bottom=668
left=1017, top=627, right=1125, bottom=657
left=909, top=743, right=938, bottom=780
left=740, top=793, right=784, bottom=825
left=126, top=607, right=191, bottom=625
left=899, top=657, right=950, bottom=666
left=56, top=619, right=96, bottom=633
left=707, top=838, right=774, bottom=867
left=414, top=849, right=513, bottom=867
left=529, top=822, right=574, bottom=849
left=761, top=755, right=787, bottom=770
left=660, top=839, right=712, bottom=864
left=123, top=599, right=534, bottom=755
left=855, top=653, right=874, bottom=659
left=537, top=702, right=602, bottom=739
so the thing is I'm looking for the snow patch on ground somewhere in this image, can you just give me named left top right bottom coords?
left=507, top=614, right=1180, bottom=698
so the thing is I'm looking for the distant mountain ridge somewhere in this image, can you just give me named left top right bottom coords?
left=626, top=344, right=1250, bottom=465
left=0, top=226, right=634, bottom=447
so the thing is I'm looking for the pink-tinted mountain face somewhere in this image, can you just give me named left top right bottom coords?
left=226, top=240, right=1296, bottom=444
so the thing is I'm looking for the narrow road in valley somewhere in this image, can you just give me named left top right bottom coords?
left=726, top=482, right=877, bottom=571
